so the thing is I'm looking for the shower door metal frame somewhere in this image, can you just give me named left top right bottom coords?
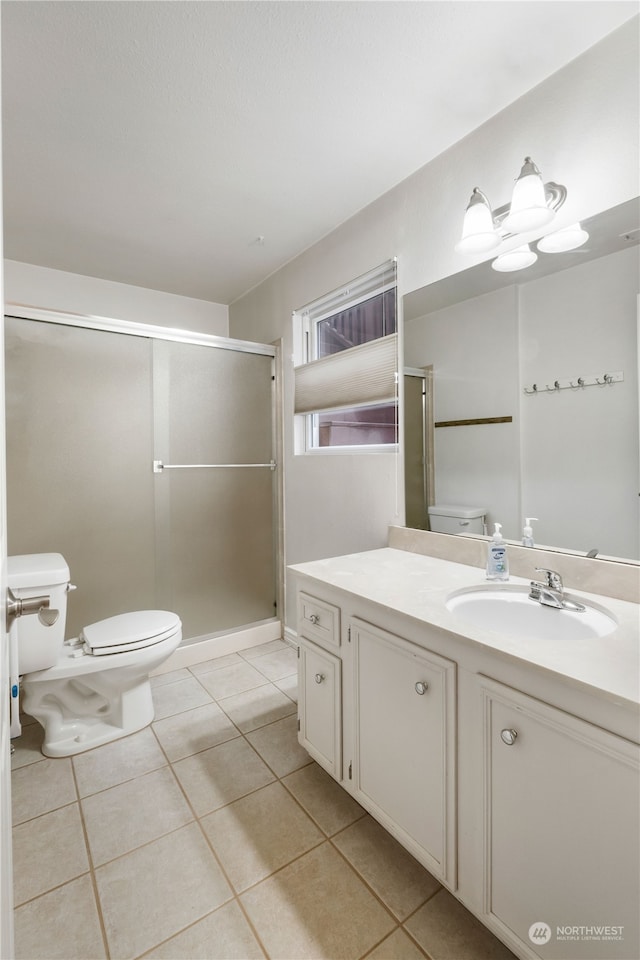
left=404, top=365, right=435, bottom=529
left=4, top=302, right=285, bottom=635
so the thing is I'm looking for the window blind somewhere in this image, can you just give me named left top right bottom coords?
left=299, top=258, right=397, bottom=324
left=294, top=332, right=398, bottom=415
left=293, top=258, right=398, bottom=418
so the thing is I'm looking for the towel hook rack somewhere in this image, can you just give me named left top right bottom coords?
left=524, top=371, right=623, bottom=395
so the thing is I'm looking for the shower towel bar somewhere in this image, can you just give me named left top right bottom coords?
left=153, top=460, right=276, bottom=473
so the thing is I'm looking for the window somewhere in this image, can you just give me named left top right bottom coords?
left=293, top=260, right=398, bottom=451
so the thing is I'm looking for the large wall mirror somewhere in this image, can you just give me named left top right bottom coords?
left=403, top=197, right=640, bottom=563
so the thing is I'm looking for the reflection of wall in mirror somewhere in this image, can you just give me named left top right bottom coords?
left=520, top=246, right=638, bottom=560
left=405, top=284, right=521, bottom=538
left=404, top=244, right=639, bottom=560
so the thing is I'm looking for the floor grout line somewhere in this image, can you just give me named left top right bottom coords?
left=11, top=654, right=513, bottom=960
left=70, top=756, right=112, bottom=959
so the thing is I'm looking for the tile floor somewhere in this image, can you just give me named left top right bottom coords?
left=10, top=639, right=516, bottom=960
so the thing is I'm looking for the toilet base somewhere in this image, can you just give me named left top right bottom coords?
left=22, top=675, right=156, bottom=757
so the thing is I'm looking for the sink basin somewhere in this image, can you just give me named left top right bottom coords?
left=445, top=585, right=617, bottom=641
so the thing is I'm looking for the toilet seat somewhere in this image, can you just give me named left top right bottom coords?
left=78, top=610, right=182, bottom=656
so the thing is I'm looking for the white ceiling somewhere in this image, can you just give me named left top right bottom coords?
left=2, top=1, right=637, bottom=305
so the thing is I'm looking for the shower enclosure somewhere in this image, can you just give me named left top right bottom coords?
left=4, top=311, right=280, bottom=646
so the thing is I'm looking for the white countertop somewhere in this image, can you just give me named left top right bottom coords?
left=290, top=548, right=640, bottom=708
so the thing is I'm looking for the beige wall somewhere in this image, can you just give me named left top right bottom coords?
left=228, top=20, right=640, bottom=628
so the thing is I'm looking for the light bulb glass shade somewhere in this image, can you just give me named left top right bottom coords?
left=537, top=223, right=589, bottom=253
left=491, top=244, right=537, bottom=273
left=503, top=157, right=555, bottom=234
left=454, top=188, right=501, bottom=254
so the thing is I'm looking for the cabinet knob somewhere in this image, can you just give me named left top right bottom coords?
left=309, top=614, right=320, bottom=625
left=500, top=728, right=518, bottom=746
left=314, top=673, right=325, bottom=684
left=414, top=681, right=429, bottom=696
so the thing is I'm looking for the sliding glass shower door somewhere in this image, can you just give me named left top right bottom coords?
left=4, top=315, right=277, bottom=643
left=152, top=339, right=276, bottom=639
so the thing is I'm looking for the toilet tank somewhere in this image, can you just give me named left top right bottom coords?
left=7, top=553, right=70, bottom=674
left=427, top=504, right=487, bottom=536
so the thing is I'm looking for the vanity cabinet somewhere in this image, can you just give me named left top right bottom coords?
left=351, top=618, right=456, bottom=884
left=293, top=551, right=639, bottom=960
left=478, top=677, right=640, bottom=960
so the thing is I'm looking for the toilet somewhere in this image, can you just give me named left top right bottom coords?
left=427, top=504, right=487, bottom=536
left=8, top=553, right=182, bottom=757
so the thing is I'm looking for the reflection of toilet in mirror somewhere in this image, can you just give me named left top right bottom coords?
left=9, top=553, right=182, bottom=757
left=428, top=504, right=487, bottom=536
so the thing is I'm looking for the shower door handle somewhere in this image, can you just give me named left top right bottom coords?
left=6, top=589, right=58, bottom=631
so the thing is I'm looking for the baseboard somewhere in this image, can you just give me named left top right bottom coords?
left=283, top=626, right=298, bottom=649
left=153, top=619, right=283, bottom=674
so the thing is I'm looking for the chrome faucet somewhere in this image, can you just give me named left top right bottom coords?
left=529, top=568, right=585, bottom=612
left=535, top=567, right=563, bottom=591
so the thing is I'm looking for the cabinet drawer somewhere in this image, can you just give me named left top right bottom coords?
left=297, top=591, right=340, bottom=649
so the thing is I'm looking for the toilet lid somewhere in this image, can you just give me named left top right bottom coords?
left=80, top=610, right=182, bottom=656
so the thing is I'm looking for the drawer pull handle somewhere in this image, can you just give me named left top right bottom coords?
left=414, top=681, right=428, bottom=696
left=315, top=673, right=325, bottom=684
left=500, top=728, right=518, bottom=746
left=309, top=614, right=320, bottom=625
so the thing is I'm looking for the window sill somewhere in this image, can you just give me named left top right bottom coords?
left=297, top=444, right=399, bottom=456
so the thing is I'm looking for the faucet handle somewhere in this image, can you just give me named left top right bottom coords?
left=535, top=567, right=563, bottom=591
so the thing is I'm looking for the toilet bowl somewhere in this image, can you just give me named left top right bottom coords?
left=9, top=553, right=182, bottom=757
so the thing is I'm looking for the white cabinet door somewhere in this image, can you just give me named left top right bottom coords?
left=351, top=618, right=456, bottom=886
left=480, top=677, right=640, bottom=960
left=297, top=637, right=342, bottom=780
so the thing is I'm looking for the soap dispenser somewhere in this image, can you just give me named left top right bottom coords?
left=486, top=523, right=509, bottom=581
left=522, top=517, right=538, bottom=548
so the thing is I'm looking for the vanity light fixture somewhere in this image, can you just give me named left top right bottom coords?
left=491, top=243, right=538, bottom=273
left=503, top=157, right=557, bottom=233
left=454, top=188, right=501, bottom=254
left=537, top=222, right=589, bottom=253
left=455, top=156, right=567, bottom=261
